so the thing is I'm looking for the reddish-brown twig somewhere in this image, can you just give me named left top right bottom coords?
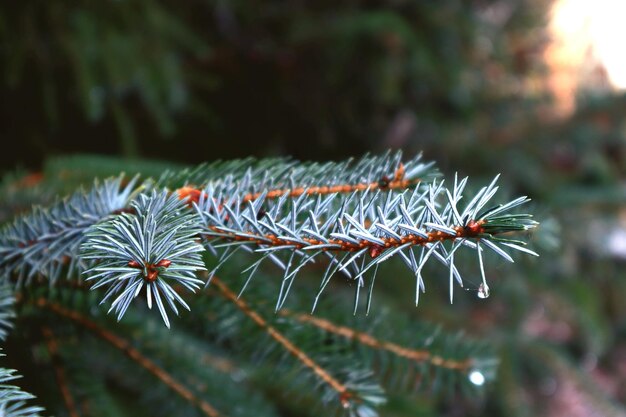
left=41, top=326, right=81, bottom=417
left=210, top=276, right=356, bottom=408
left=36, top=298, right=222, bottom=417
left=281, top=311, right=472, bottom=371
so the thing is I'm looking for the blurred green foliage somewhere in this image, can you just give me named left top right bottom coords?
left=1, top=0, right=548, bottom=166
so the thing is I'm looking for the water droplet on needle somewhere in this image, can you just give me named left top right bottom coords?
left=469, top=370, right=486, bottom=386
left=477, top=282, right=490, bottom=299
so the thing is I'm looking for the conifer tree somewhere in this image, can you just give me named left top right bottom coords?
left=0, top=151, right=538, bottom=417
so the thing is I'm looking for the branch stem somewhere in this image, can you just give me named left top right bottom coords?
left=36, top=298, right=222, bottom=417
left=178, top=162, right=414, bottom=206
left=41, top=326, right=81, bottom=417
left=210, top=277, right=351, bottom=401
left=206, top=222, right=484, bottom=254
left=281, top=311, right=472, bottom=371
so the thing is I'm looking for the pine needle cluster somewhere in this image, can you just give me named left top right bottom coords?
left=0, top=151, right=537, bottom=416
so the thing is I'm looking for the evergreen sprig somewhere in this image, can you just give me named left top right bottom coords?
left=159, top=151, right=434, bottom=194
left=0, top=176, right=137, bottom=285
left=0, top=286, right=15, bottom=341
left=0, top=151, right=541, bottom=417
left=209, top=276, right=386, bottom=416
left=0, top=152, right=538, bottom=326
left=0, top=287, right=43, bottom=417
left=81, top=191, right=206, bottom=328
left=187, top=274, right=495, bottom=415
left=196, top=173, right=538, bottom=312
left=0, top=362, right=44, bottom=417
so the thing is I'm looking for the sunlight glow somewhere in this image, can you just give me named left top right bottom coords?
left=551, top=0, right=626, bottom=90
left=589, top=2, right=626, bottom=89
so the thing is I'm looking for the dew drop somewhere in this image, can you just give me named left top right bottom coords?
left=477, top=282, right=490, bottom=299
left=339, top=392, right=352, bottom=409
left=469, top=370, right=485, bottom=386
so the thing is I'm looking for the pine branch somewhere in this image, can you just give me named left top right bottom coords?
left=0, top=287, right=44, bottom=417
left=210, top=276, right=385, bottom=414
left=282, top=310, right=472, bottom=371
left=24, top=285, right=280, bottom=417
left=113, top=306, right=281, bottom=417
left=0, top=285, right=15, bottom=341
left=80, top=191, right=206, bottom=328
left=69, top=369, right=135, bottom=417
left=161, top=151, right=434, bottom=197
left=169, top=266, right=496, bottom=415
left=41, top=326, right=80, bottom=417
left=273, top=305, right=497, bottom=400
left=176, top=151, right=433, bottom=206
left=35, top=297, right=223, bottom=417
left=0, top=152, right=538, bottom=328
left=156, top=157, right=293, bottom=189
left=0, top=361, right=44, bottom=417
left=210, top=276, right=349, bottom=395
left=198, top=174, right=538, bottom=312
left=0, top=176, right=138, bottom=285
